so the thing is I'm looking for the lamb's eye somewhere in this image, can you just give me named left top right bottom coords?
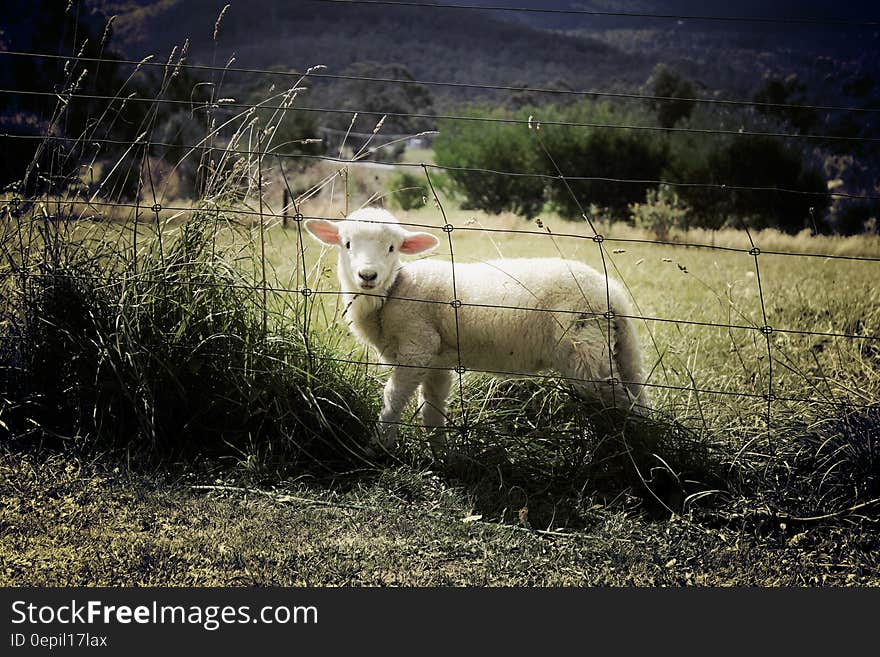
left=345, top=241, right=351, bottom=249
left=389, top=245, right=394, bottom=253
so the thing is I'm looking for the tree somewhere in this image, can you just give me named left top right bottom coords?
left=0, top=1, right=128, bottom=191
left=433, top=107, right=546, bottom=218
left=753, top=74, right=817, bottom=134
left=315, top=62, right=435, bottom=137
left=540, top=103, right=668, bottom=219
left=675, top=135, right=830, bottom=234
left=647, top=64, right=696, bottom=129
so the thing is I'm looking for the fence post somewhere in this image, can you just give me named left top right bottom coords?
left=257, top=123, right=268, bottom=338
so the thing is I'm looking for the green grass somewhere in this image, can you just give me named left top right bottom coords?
left=5, top=193, right=878, bottom=527
left=2, top=86, right=879, bottom=584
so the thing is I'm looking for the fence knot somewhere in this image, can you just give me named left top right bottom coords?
left=606, top=377, right=619, bottom=386
left=592, top=234, right=605, bottom=243
left=442, top=223, right=454, bottom=233
left=293, top=212, right=303, bottom=223
left=603, top=310, right=615, bottom=321
left=760, top=324, right=773, bottom=335
left=763, top=392, right=777, bottom=402
left=150, top=203, right=162, bottom=214
left=450, top=299, right=462, bottom=309
left=301, top=287, right=313, bottom=298
left=749, top=247, right=761, bottom=256
left=454, top=366, right=467, bottom=375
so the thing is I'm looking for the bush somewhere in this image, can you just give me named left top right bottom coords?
left=434, top=107, right=546, bottom=218
left=540, top=103, right=669, bottom=219
left=670, top=134, right=830, bottom=233
left=709, top=136, right=830, bottom=233
left=629, top=185, right=689, bottom=240
left=386, top=170, right=427, bottom=211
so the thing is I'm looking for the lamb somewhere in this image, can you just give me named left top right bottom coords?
left=305, top=207, right=651, bottom=450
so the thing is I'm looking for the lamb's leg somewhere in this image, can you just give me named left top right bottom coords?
left=376, top=366, right=425, bottom=449
left=419, top=369, right=453, bottom=454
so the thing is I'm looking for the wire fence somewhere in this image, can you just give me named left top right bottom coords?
left=2, top=5, right=879, bottom=450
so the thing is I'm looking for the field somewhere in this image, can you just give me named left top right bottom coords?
left=2, top=158, right=879, bottom=586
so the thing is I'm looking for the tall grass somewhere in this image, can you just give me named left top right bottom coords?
left=0, top=210, right=378, bottom=473
left=1, top=17, right=878, bottom=531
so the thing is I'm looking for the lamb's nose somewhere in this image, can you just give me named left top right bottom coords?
left=359, top=270, right=378, bottom=282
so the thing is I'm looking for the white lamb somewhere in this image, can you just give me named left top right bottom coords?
left=305, top=208, right=650, bottom=449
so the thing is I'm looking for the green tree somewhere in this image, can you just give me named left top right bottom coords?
left=647, top=64, right=696, bottom=129
left=674, top=135, right=830, bottom=234
left=316, top=62, right=435, bottom=136
left=753, top=74, right=817, bottom=134
left=433, top=107, right=546, bottom=218
left=539, top=103, right=668, bottom=219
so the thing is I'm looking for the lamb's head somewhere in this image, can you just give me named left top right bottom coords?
left=304, top=208, right=439, bottom=294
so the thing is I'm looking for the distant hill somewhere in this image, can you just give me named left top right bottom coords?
left=87, top=1, right=650, bottom=93
left=77, top=1, right=879, bottom=110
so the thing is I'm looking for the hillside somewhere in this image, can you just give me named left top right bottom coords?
left=90, top=0, right=650, bottom=93
left=3, top=1, right=875, bottom=114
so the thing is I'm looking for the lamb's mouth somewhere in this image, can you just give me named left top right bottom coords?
left=359, top=282, right=377, bottom=291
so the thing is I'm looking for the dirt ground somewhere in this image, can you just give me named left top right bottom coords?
left=2, top=450, right=877, bottom=587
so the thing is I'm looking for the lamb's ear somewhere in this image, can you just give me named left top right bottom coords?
left=304, top=219, right=341, bottom=246
left=400, top=231, right=439, bottom=254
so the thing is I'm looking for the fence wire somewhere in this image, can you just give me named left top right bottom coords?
left=2, top=20, right=879, bottom=451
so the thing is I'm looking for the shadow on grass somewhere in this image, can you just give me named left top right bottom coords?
left=428, top=379, right=726, bottom=529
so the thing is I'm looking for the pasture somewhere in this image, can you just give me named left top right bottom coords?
left=2, top=165, right=879, bottom=585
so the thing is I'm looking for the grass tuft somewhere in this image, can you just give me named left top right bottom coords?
left=0, top=210, right=377, bottom=473
left=427, top=378, right=722, bottom=528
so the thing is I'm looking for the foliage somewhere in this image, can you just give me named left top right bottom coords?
left=0, top=1, right=128, bottom=192
left=386, top=170, right=427, bottom=211
left=434, top=102, right=670, bottom=220
left=753, top=74, right=818, bottom=134
left=539, top=102, right=669, bottom=218
left=629, top=185, right=689, bottom=240
left=706, top=135, right=830, bottom=233
left=434, top=107, right=546, bottom=218
left=667, top=129, right=831, bottom=233
left=313, top=62, right=435, bottom=136
left=647, top=64, right=696, bottom=129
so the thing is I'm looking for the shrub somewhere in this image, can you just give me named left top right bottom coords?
left=434, top=107, right=546, bottom=218
left=670, top=134, right=831, bottom=233
left=386, top=170, right=427, bottom=211
left=539, top=103, right=668, bottom=219
left=708, top=136, right=830, bottom=233
left=629, top=185, right=689, bottom=240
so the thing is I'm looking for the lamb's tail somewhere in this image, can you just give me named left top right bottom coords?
left=614, top=314, right=652, bottom=413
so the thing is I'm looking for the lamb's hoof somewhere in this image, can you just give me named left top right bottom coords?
left=427, top=430, right=449, bottom=461
left=372, top=422, right=398, bottom=452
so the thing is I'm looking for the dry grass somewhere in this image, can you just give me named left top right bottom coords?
left=2, top=449, right=878, bottom=586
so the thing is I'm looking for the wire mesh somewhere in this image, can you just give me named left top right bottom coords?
left=2, top=12, right=879, bottom=458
